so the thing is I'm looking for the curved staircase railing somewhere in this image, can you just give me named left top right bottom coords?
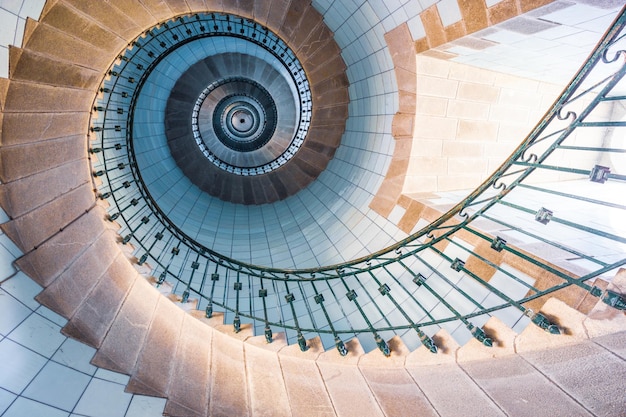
left=90, top=9, right=626, bottom=356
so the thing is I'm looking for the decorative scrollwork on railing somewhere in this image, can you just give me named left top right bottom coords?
left=89, top=7, right=626, bottom=354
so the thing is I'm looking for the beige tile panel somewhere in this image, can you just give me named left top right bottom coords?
left=442, top=141, right=484, bottom=158
left=420, top=6, right=446, bottom=49
left=489, top=105, right=531, bottom=124
left=448, top=60, right=497, bottom=85
left=402, top=175, right=439, bottom=195
left=497, top=122, right=532, bottom=142
left=457, top=119, right=499, bottom=141
left=409, top=139, right=443, bottom=157
left=408, top=156, right=448, bottom=176
left=498, top=87, right=544, bottom=108
left=447, top=157, right=488, bottom=175
left=494, top=72, right=540, bottom=92
left=417, top=74, right=458, bottom=98
left=437, top=174, right=483, bottom=191
left=416, top=95, right=448, bottom=117
left=416, top=54, right=451, bottom=77
left=484, top=142, right=518, bottom=160
left=414, top=114, right=458, bottom=139
left=447, top=100, right=490, bottom=120
left=457, top=82, right=500, bottom=103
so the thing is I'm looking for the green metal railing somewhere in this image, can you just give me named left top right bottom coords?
left=89, top=10, right=626, bottom=355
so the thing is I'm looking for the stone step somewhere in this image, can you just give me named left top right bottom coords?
left=315, top=337, right=387, bottom=417
left=0, top=182, right=94, bottom=253
left=165, top=293, right=199, bottom=312
left=9, top=46, right=102, bottom=90
left=21, top=20, right=112, bottom=70
left=213, top=320, right=255, bottom=342
left=61, top=252, right=139, bottom=348
left=264, top=0, right=290, bottom=34
left=106, top=0, right=157, bottom=30
left=161, top=0, right=191, bottom=16
left=89, top=276, right=159, bottom=375
left=14, top=207, right=107, bottom=287
left=460, top=354, right=593, bottom=416
left=208, top=328, right=252, bottom=416
left=359, top=336, right=438, bottom=417
left=277, top=336, right=335, bottom=416
left=57, top=0, right=143, bottom=40
left=250, top=0, right=270, bottom=25
left=126, top=295, right=186, bottom=397
left=147, top=275, right=174, bottom=295
left=38, top=1, right=126, bottom=52
left=520, top=338, right=625, bottom=416
left=164, top=314, right=213, bottom=417
left=516, top=297, right=589, bottom=353
left=0, top=134, right=86, bottom=183
left=34, top=228, right=121, bottom=319
left=0, top=158, right=90, bottom=219
left=278, top=0, right=310, bottom=42
left=0, top=111, right=90, bottom=147
left=243, top=332, right=291, bottom=417
left=406, top=330, right=503, bottom=417
left=457, top=316, right=517, bottom=362
left=128, top=0, right=176, bottom=22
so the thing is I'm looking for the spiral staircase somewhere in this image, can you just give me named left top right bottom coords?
left=0, top=1, right=625, bottom=416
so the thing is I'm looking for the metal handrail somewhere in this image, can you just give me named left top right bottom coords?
left=89, top=9, right=626, bottom=354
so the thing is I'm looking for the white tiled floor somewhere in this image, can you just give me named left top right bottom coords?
left=0, top=0, right=45, bottom=77
left=0, top=210, right=166, bottom=417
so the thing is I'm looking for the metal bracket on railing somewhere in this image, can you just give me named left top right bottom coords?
left=467, top=323, right=492, bottom=347
left=335, top=337, right=348, bottom=356
left=264, top=325, right=273, bottom=343
left=417, top=328, right=438, bottom=354
left=297, top=332, right=308, bottom=352
left=375, top=334, right=391, bottom=357
left=601, top=289, right=626, bottom=310
left=526, top=309, right=560, bottom=334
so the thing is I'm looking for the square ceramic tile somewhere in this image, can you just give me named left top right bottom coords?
left=0, top=338, right=47, bottom=393
left=0, top=7, right=18, bottom=45
left=1, top=271, right=42, bottom=311
left=17, top=0, right=45, bottom=19
left=0, top=208, right=10, bottom=224
left=407, top=14, right=425, bottom=40
left=0, top=288, right=31, bottom=336
left=436, top=0, right=462, bottom=27
left=2, top=396, right=69, bottom=417
left=124, top=395, right=166, bottom=417
left=0, top=387, right=17, bottom=415
left=22, top=361, right=91, bottom=412
left=52, top=338, right=97, bottom=376
left=0, top=241, right=18, bottom=280
left=8, top=312, right=66, bottom=357
left=73, top=378, right=132, bottom=417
